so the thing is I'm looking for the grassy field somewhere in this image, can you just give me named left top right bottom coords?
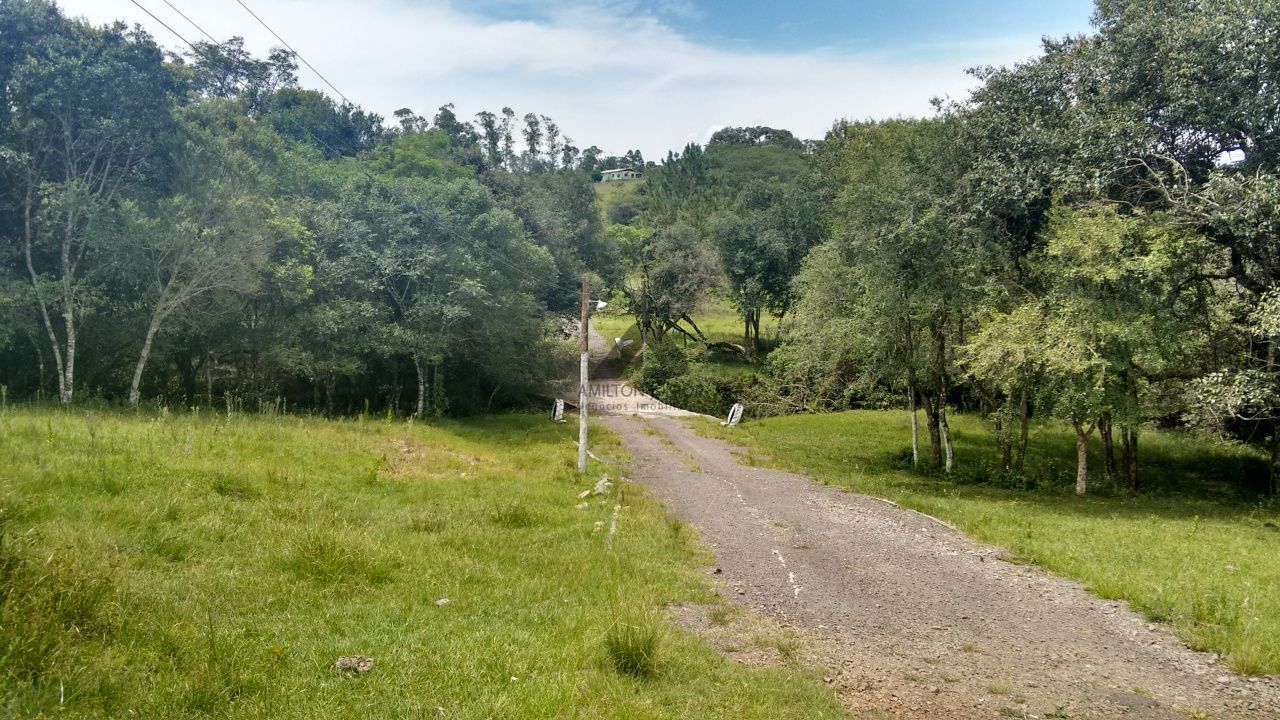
left=0, top=408, right=843, bottom=719
left=696, top=410, right=1280, bottom=675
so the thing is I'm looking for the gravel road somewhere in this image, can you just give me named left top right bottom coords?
left=600, top=408, right=1280, bottom=719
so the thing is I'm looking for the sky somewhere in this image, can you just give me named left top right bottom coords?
left=54, top=0, right=1096, bottom=158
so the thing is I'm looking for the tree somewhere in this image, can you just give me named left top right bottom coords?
left=186, top=37, right=296, bottom=103
left=123, top=116, right=281, bottom=407
left=707, top=178, right=822, bottom=353
left=3, top=4, right=181, bottom=403
left=788, top=119, right=988, bottom=470
left=956, top=0, right=1280, bottom=491
left=708, top=125, right=804, bottom=151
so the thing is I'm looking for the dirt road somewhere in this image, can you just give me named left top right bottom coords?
left=600, top=410, right=1280, bottom=719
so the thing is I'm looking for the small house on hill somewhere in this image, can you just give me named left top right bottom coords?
left=600, top=167, right=640, bottom=182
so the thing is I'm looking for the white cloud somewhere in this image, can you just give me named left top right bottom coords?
left=56, top=0, right=1046, bottom=158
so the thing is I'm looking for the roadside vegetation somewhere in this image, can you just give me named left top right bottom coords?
left=600, top=1, right=1279, bottom=498
left=0, top=408, right=843, bottom=718
left=696, top=410, right=1280, bottom=675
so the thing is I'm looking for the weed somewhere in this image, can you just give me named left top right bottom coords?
left=281, top=528, right=392, bottom=584
left=709, top=605, right=736, bottom=626
left=408, top=509, right=448, bottom=533
left=211, top=475, right=260, bottom=500
left=489, top=503, right=539, bottom=528
left=605, top=615, right=661, bottom=677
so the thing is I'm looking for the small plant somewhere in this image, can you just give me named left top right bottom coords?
left=604, top=616, right=661, bottom=677
left=211, top=475, right=260, bottom=500
left=490, top=504, right=538, bottom=528
left=987, top=681, right=1012, bottom=695
left=281, top=529, right=392, bottom=584
left=408, top=509, right=448, bottom=533
left=708, top=605, right=735, bottom=626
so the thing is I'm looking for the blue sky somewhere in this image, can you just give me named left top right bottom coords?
left=641, top=0, right=1093, bottom=54
left=58, top=0, right=1098, bottom=157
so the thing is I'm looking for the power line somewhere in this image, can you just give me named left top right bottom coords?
left=159, top=0, right=217, bottom=43
left=133, top=0, right=581, bottom=297
left=232, top=0, right=353, bottom=107
left=127, top=0, right=197, bottom=51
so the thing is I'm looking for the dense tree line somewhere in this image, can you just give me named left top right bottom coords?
left=776, top=0, right=1280, bottom=493
left=0, top=0, right=617, bottom=416
left=613, top=2, right=1279, bottom=494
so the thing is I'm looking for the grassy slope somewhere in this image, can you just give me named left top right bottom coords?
left=696, top=410, right=1280, bottom=675
left=0, top=409, right=842, bottom=719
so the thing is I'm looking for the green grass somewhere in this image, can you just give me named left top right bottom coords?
left=0, top=408, right=843, bottom=719
left=695, top=410, right=1280, bottom=675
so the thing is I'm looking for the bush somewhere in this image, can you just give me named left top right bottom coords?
left=631, top=341, right=689, bottom=395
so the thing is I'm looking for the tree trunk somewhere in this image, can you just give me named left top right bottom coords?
left=1099, top=412, right=1116, bottom=478
left=431, top=360, right=445, bottom=416
left=414, top=355, right=426, bottom=418
left=128, top=308, right=166, bottom=408
left=59, top=213, right=77, bottom=404
left=23, top=179, right=69, bottom=404
left=1271, top=427, right=1280, bottom=497
left=206, top=351, right=215, bottom=407
left=1016, top=382, right=1030, bottom=471
left=939, top=393, right=954, bottom=473
left=998, top=411, right=1012, bottom=473
left=641, top=274, right=649, bottom=347
left=1073, top=421, right=1096, bottom=495
left=1122, top=425, right=1140, bottom=491
left=908, top=387, right=919, bottom=467
left=924, top=397, right=942, bottom=466
left=28, top=332, right=46, bottom=402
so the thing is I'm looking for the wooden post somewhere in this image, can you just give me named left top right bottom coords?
left=578, top=274, right=590, bottom=474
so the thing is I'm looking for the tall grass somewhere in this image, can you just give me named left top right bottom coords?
left=0, top=409, right=843, bottom=718
left=698, top=410, right=1280, bottom=675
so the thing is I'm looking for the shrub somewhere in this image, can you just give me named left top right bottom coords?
left=631, top=341, right=689, bottom=395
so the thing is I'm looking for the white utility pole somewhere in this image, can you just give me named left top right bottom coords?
left=578, top=274, right=590, bottom=474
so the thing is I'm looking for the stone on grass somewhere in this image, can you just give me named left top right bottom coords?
left=334, top=655, right=374, bottom=674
